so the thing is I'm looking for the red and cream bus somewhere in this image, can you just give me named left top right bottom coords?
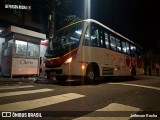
left=43, top=19, right=144, bottom=82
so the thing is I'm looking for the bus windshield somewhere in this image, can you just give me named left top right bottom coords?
left=46, top=22, right=84, bottom=58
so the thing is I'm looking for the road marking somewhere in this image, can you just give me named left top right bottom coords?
left=0, top=93, right=85, bottom=111
left=0, top=85, right=35, bottom=90
left=109, top=83, right=160, bottom=91
left=0, top=88, right=54, bottom=97
left=74, top=103, right=141, bottom=120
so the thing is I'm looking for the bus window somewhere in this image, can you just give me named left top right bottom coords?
left=130, top=44, right=136, bottom=56
left=91, top=28, right=99, bottom=47
left=104, top=32, right=109, bottom=49
left=99, top=31, right=104, bottom=47
left=84, top=24, right=103, bottom=48
left=84, top=26, right=90, bottom=46
left=110, top=35, right=116, bottom=51
left=136, top=47, right=143, bottom=59
left=122, top=41, right=127, bottom=54
left=69, top=26, right=82, bottom=43
left=116, top=38, right=121, bottom=52
left=126, top=42, right=130, bottom=55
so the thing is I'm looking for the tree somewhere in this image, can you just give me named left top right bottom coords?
left=4, top=0, right=78, bottom=37
left=45, top=0, right=77, bottom=37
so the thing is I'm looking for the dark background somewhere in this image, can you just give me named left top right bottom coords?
left=72, top=0, right=160, bottom=53
left=0, top=0, right=160, bottom=53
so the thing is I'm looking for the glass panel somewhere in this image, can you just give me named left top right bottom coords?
left=100, top=31, right=103, bottom=47
left=116, top=38, right=121, bottom=52
left=28, top=42, right=39, bottom=57
left=84, top=26, right=90, bottom=46
left=126, top=42, right=130, bottom=54
left=90, top=29, right=100, bottom=47
left=136, top=47, right=142, bottom=59
left=15, top=40, right=27, bottom=56
left=8, top=39, right=13, bottom=47
left=49, top=22, right=83, bottom=53
left=84, top=23, right=103, bottom=48
left=104, top=32, right=109, bottom=49
left=122, top=41, right=127, bottom=54
left=110, top=35, right=116, bottom=51
left=130, top=44, right=136, bottom=56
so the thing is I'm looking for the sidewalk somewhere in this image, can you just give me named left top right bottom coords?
left=0, top=74, right=159, bottom=85
left=0, top=74, right=48, bottom=85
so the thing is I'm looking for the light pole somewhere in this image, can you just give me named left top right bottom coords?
left=84, top=0, right=91, bottom=19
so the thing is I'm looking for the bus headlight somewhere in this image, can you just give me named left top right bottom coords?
left=65, top=57, right=72, bottom=64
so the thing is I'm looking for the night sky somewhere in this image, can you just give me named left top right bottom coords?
left=72, top=0, right=160, bottom=53
left=0, top=0, right=159, bottom=53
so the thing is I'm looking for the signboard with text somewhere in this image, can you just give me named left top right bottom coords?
left=12, top=58, right=39, bottom=75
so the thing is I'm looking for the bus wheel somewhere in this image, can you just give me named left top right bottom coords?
left=85, top=66, right=97, bottom=84
left=56, top=76, right=67, bottom=82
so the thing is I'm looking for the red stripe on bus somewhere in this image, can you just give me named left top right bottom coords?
left=45, top=49, right=78, bottom=67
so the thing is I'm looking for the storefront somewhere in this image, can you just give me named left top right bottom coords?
left=0, top=25, right=46, bottom=77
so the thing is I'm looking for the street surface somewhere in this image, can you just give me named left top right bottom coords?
left=0, top=75, right=160, bottom=120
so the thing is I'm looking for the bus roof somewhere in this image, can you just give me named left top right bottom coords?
left=58, top=19, right=142, bottom=49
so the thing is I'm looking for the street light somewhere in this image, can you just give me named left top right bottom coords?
left=84, top=0, right=91, bottom=19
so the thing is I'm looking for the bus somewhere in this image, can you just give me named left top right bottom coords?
left=43, top=19, right=144, bottom=82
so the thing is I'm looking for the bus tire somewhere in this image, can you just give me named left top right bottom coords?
left=85, top=63, right=99, bottom=84
left=131, top=68, right=136, bottom=80
left=56, top=76, right=67, bottom=82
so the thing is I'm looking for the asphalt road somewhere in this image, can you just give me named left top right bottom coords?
left=0, top=75, right=160, bottom=120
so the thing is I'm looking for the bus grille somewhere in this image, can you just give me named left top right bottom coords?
left=102, top=67, right=114, bottom=75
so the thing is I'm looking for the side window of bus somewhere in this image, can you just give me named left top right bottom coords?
left=122, top=41, right=127, bottom=54
left=116, top=38, right=122, bottom=52
left=99, top=30, right=104, bottom=47
left=126, top=42, right=130, bottom=54
left=84, top=26, right=90, bottom=46
left=110, top=35, right=116, bottom=51
left=84, top=24, right=103, bottom=48
left=90, top=27, right=100, bottom=47
left=130, top=44, right=136, bottom=56
left=136, top=47, right=143, bottom=59
left=122, top=41, right=130, bottom=55
left=104, top=32, right=109, bottom=49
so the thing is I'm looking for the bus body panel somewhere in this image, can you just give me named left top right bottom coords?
left=43, top=19, right=144, bottom=80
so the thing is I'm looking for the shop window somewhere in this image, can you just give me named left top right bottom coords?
left=15, top=40, right=27, bottom=56
left=28, top=42, right=39, bottom=57
left=8, top=39, right=13, bottom=47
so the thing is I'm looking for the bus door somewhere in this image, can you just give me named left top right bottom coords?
left=103, top=32, right=114, bottom=76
